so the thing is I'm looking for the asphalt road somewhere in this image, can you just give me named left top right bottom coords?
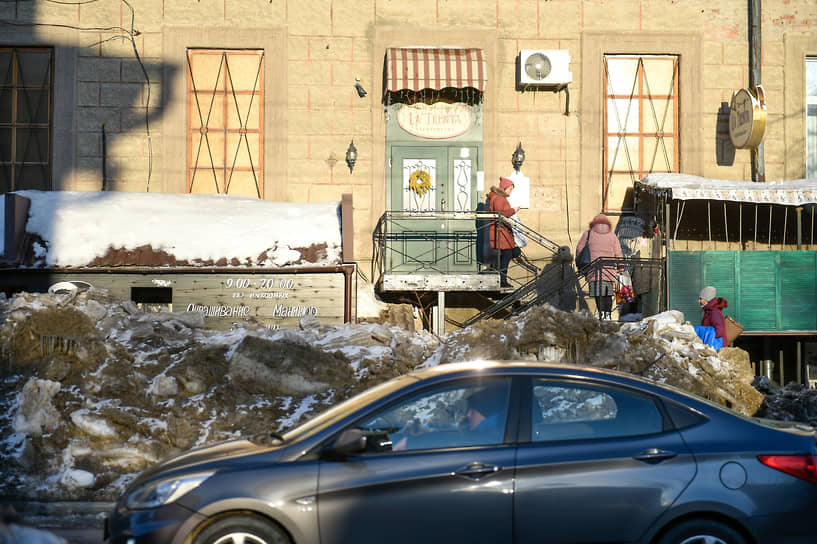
left=49, top=525, right=105, bottom=543
left=7, top=501, right=111, bottom=544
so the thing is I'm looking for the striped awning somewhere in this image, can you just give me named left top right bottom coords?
left=386, top=48, right=487, bottom=92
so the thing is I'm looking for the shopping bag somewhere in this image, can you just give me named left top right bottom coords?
left=724, top=316, right=744, bottom=344
left=511, top=215, right=527, bottom=248
left=694, top=325, right=724, bottom=350
left=615, top=271, right=634, bottom=303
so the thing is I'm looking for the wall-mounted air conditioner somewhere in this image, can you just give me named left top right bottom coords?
left=517, top=49, right=573, bottom=89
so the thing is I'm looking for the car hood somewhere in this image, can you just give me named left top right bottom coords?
left=136, top=434, right=285, bottom=483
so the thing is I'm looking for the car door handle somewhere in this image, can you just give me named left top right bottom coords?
left=455, top=462, right=501, bottom=480
left=634, top=448, right=677, bottom=463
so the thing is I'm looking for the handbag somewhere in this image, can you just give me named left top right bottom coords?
left=724, top=316, right=744, bottom=344
left=575, top=231, right=592, bottom=269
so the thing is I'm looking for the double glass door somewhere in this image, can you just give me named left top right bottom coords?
left=386, top=145, right=480, bottom=275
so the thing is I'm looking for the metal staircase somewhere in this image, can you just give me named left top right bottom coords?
left=371, top=211, right=663, bottom=330
left=462, top=255, right=665, bottom=326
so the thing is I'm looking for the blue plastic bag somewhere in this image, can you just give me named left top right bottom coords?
left=694, top=325, right=723, bottom=350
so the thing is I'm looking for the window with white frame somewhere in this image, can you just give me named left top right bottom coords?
left=603, top=55, right=679, bottom=212
left=807, top=57, right=817, bottom=178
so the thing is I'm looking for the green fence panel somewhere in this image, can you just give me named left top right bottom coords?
left=737, top=252, right=777, bottom=330
left=704, top=252, right=738, bottom=317
left=779, top=252, right=817, bottom=330
left=668, top=251, right=703, bottom=325
left=668, top=250, right=817, bottom=332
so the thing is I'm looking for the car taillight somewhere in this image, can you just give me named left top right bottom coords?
left=758, top=454, right=817, bottom=484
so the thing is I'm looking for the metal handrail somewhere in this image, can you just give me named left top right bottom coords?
left=462, top=256, right=665, bottom=326
left=372, top=210, right=561, bottom=286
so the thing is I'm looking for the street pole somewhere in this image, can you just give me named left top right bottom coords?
left=750, top=0, right=765, bottom=182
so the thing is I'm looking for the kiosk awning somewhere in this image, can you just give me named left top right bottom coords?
left=637, top=173, right=817, bottom=206
left=386, top=47, right=487, bottom=92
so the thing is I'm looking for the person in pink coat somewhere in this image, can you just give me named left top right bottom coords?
left=575, top=213, right=623, bottom=320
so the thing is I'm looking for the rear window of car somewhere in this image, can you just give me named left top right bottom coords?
left=531, top=380, right=664, bottom=442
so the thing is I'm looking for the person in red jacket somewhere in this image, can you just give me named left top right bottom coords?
left=575, top=213, right=623, bottom=320
left=699, top=285, right=729, bottom=348
left=486, top=177, right=521, bottom=288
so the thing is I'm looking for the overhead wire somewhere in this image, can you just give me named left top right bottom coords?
left=0, top=0, right=154, bottom=191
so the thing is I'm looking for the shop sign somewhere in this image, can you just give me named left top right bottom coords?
left=729, top=85, right=767, bottom=149
left=33, top=270, right=349, bottom=331
left=397, top=102, right=473, bottom=139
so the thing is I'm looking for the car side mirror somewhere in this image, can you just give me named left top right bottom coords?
left=325, top=428, right=367, bottom=459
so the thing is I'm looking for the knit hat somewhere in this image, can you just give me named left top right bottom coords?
left=699, top=286, right=716, bottom=302
left=499, top=177, right=514, bottom=192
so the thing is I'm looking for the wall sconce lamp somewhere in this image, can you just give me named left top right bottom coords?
left=354, top=77, right=367, bottom=98
left=511, top=142, right=525, bottom=171
left=345, top=140, right=357, bottom=173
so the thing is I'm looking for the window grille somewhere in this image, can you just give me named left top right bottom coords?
left=0, top=47, right=53, bottom=192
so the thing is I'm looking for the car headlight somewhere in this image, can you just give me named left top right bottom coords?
left=125, top=471, right=214, bottom=510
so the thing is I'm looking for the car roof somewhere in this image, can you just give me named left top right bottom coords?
left=410, top=361, right=711, bottom=406
left=412, top=360, right=644, bottom=382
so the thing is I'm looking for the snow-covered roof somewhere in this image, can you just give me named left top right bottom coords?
left=636, top=173, right=817, bottom=206
left=11, top=190, right=343, bottom=269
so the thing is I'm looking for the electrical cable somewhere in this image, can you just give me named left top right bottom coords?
left=0, top=0, right=153, bottom=191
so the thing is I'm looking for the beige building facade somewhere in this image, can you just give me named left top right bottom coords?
left=2, top=0, right=817, bottom=326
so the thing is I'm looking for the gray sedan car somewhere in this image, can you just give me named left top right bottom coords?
left=105, top=361, right=817, bottom=544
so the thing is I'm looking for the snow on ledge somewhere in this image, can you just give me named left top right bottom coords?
left=637, top=173, right=817, bottom=205
left=15, top=190, right=343, bottom=269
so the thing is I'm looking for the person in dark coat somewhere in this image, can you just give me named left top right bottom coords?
left=536, top=245, right=578, bottom=312
left=698, top=285, right=729, bottom=348
left=486, top=177, right=521, bottom=288
left=575, top=213, right=623, bottom=320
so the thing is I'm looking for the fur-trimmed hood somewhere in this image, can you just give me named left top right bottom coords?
left=489, top=186, right=510, bottom=198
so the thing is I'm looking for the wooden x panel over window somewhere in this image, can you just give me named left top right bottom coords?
left=603, top=54, right=679, bottom=212
left=187, top=49, right=264, bottom=198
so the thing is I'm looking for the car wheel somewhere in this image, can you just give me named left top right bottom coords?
left=657, top=519, right=747, bottom=544
left=193, top=514, right=291, bottom=544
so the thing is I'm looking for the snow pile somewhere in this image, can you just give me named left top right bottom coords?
left=12, top=190, right=343, bottom=268
left=0, top=287, right=769, bottom=504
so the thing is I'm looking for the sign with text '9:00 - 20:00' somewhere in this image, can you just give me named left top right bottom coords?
left=180, top=272, right=347, bottom=330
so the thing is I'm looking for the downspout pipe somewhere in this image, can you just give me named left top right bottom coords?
left=750, top=0, right=765, bottom=181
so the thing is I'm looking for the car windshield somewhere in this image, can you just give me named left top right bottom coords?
left=281, top=374, right=418, bottom=443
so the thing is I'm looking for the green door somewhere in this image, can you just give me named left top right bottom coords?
left=387, top=145, right=480, bottom=275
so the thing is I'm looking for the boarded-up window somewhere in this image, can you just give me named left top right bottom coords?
left=0, top=47, right=53, bottom=192
left=604, top=55, right=679, bottom=212
left=187, top=49, right=264, bottom=198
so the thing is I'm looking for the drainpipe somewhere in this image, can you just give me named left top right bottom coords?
left=102, top=123, right=108, bottom=191
left=750, top=0, right=765, bottom=181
